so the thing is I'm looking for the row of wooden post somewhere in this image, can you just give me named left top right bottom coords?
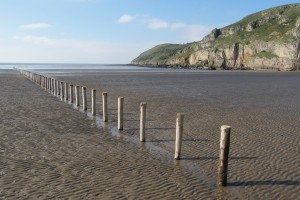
left=17, top=68, right=231, bottom=187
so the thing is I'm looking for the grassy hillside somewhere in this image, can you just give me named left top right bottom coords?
left=132, top=4, right=300, bottom=70
left=132, top=43, right=191, bottom=64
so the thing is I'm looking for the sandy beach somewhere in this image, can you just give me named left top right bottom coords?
left=1, top=68, right=300, bottom=199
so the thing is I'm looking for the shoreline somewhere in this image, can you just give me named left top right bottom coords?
left=127, top=63, right=293, bottom=71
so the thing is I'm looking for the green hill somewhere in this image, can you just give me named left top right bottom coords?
left=131, top=4, right=300, bottom=71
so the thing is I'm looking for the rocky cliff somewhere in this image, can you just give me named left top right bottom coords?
left=131, top=4, right=300, bottom=71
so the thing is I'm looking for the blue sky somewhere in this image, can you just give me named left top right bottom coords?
left=0, top=0, right=297, bottom=63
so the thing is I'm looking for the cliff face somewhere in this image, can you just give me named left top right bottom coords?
left=131, top=4, right=300, bottom=71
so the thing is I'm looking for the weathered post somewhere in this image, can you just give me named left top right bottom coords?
left=70, top=85, right=74, bottom=103
left=102, top=92, right=108, bottom=122
left=44, top=77, right=47, bottom=89
left=91, top=89, right=96, bottom=115
left=56, top=80, right=59, bottom=97
left=65, top=82, right=69, bottom=101
left=218, top=125, right=231, bottom=187
left=50, top=78, right=52, bottom=93
left=60, top=81, right=64, bottom=101
left=82, top=87, right=87, bottom=111
left=48, top=78, right=51, bottom=93
left=53, top=79, right=56, bottom=95
left=46, top=77, right=48, bottom=89
left=47, top=77, right=49, bottom=90
left=140, top=102, right=147, bottom=142
left=52, top=79, right=54, bottom=93
left=75, top=86, right=80, bottom=106
left=118, top=97, right=124, bottom=130
left=58, top=80, right=60, bottom=97
left=174, top=113, right=184, bottom=160
left=52, top=79, right=55, bottom=95
left=50, top=78, right=52, bottom=92
left=51, top=79, right=55, bottom=95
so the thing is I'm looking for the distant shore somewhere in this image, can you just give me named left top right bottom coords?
left=127, top=64, right=292, bottom=71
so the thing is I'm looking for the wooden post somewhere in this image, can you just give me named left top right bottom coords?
left=52, top=79, right=54, bottom=94
left=51, top=79, right=55, bottom=95
left=140, top=102, right=147, bottom=142
left=53, top=79, right=56, bottom=95
left=60, top=82, right=64, bottom=101
left=82, top=87, right=87, bottom=111
left=48, top=78, right=51, bottom=93
left=49, top=78, right=51, bottom=93
left=51, top=79, right=54, bottom=94
left=45, top=77, right=47, bottom=89
left=218, top=125, right=231, bottom=187
left=91, top=89, right=96, bottom=115
left=70, top=85, right=74, bottom=103
left=51, top=78, right=53, bottom=93
left=118, top=97, right=124, bottom=130
left=50, top=78, right=52, bottom=93
left=65, top=82, right=69, bottom=101
left=56, top=80, right=59, bottom=97
left=102, top=92, right=108, bottom=122
left=174, top=113, right=184, bottom=160
left=75, top=86, right=80, bottom=106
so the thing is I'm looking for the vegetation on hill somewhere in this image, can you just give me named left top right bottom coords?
left=132, top=4, right=300, bottom=71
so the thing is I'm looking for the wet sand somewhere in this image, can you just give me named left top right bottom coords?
left=1, top=69, right=300, bottom=199
left=0, top=70, right=230, bottom=199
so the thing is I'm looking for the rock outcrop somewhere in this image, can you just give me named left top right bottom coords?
left=131, top=4, right=300, bottom=71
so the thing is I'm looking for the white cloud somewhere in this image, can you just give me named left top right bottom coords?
left=8, top=35, right=156, bottom=63
left=14, top=35, right=55, bottom=45
left=147, top=19, right=169, bottom=29
left=170, top=23, right=187, bottom=29
left=117, top=14, right=212, bottom=41
left=145, top=18, right=212, bottom=41
left=117, top=14, right=136, bottom=23
left=147, top=20, right=188, bottom=30
left=19, top=23, right=52, bottom=30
